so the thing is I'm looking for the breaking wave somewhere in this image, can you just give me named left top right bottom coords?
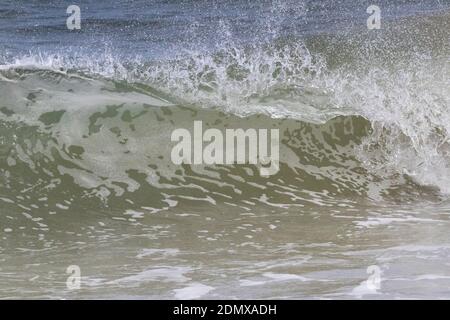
left=0, top=11, right=449, bottom=218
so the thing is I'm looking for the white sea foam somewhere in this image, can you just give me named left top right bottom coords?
left=173, top=283, right=215, bottom=299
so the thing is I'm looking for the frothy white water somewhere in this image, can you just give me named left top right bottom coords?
left=0, top=26, right=449, bottom=195
left=349, top=56, right=450, bottom=193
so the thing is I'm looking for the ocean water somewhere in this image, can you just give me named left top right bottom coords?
left=0, top=0, right=449, bottom=299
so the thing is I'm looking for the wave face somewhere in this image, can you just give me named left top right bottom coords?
left=1, top=0, right=450, bottom=299
left=0, top=12, right=449, bottom=212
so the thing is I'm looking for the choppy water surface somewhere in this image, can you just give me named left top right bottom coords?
left=0, top=0, right=450, bottom=299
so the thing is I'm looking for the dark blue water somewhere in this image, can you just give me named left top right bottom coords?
left=1, top=0, right=448, bottom=60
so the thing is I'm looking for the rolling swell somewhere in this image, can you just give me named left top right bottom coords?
left=0, top=9, right=449, bottom=222
left=1, top=0, right=450, bottom=300
left=0, top=68, right=445, bottom=223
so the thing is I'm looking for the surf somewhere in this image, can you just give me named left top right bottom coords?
left=0, top=10, right=448, bottom=214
